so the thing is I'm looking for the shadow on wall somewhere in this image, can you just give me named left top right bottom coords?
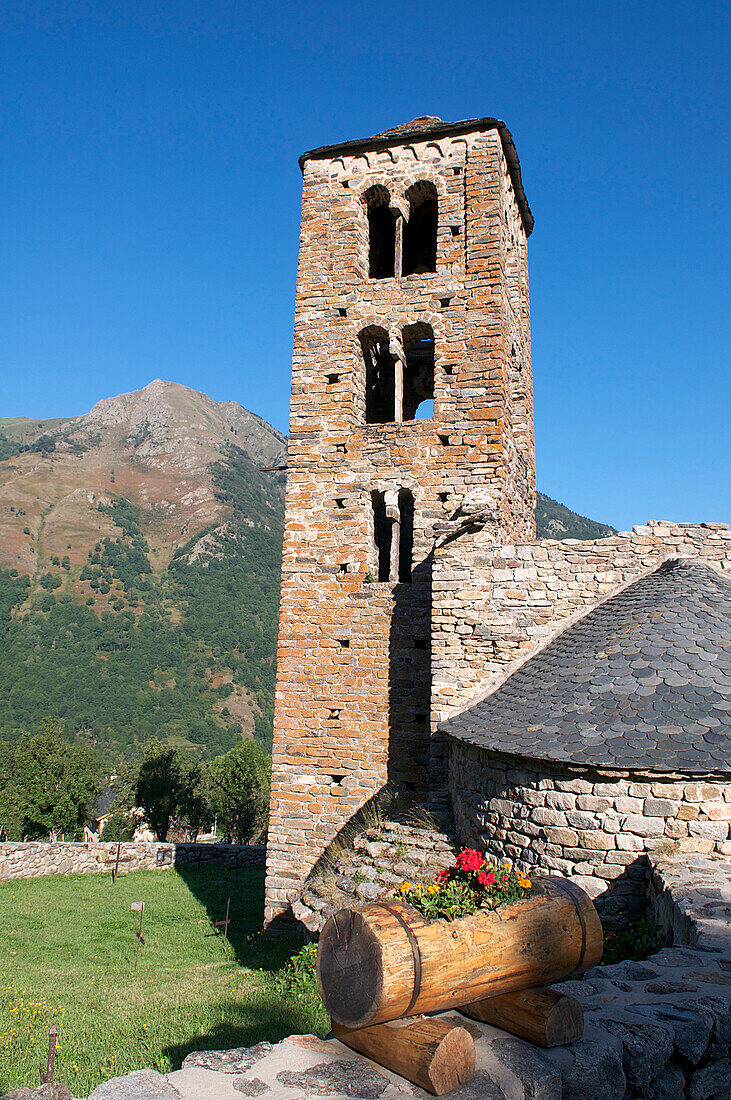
left=387, top=551, right=434, bottom=797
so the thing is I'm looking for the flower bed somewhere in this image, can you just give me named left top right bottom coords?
left=394, top=847, right=534, bottom=921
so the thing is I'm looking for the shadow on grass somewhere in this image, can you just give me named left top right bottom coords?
left=162, top=994, right=328, bottom=1070
left=175, top=864, right=305, bottom=971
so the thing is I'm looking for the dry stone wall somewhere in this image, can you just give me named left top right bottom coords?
left=449, top=743, right=731, bottom=918
left=432, top=521, right=731, bottom=724
left=0, top=841, right=264, bottom=882
left=266, top=120, right=537, bottom=926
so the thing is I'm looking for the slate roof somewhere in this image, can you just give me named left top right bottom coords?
left=442, top=560, right=731, bottom=774
left=299, top=116, right=534, bottom=237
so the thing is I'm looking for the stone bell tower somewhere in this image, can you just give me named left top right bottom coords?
left=265, top=116, right=535, bottom=927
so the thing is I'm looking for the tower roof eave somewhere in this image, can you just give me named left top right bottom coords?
left=298, top=116, right=534, bottom=237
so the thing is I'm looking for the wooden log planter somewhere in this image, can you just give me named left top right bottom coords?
left=317, top=877, right=602, bottom=1030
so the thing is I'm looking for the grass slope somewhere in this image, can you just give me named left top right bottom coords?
left=0, top=866, right=326, bottom=1096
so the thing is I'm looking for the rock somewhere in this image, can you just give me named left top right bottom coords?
left=354, top=881, right=382, bottom=900
left=182, top=1044, right=272, bottom=1074
left=442, top=1071, right=508, bottom=1099
left=687, top=1057, right=731, bottom=1100
left=646, top=1062, right=686, bottom=1100
left=687, top=996, right=731, bottom=1060
left=1, top=1086, right=73, bottom=1100
left=559, top=1036, right=626, bottom=1100
left=597, top=1019, right=673, bottom=1093
left=232, top=1079, right=268, bottom=1096
left=488, top=1036, right=561, bottom=1100
left=627, top=1003, right=711, bottom=1064
left=276, top=1060, right=389, bottom=1098
left=87, top=1070, right=182, bottom=1100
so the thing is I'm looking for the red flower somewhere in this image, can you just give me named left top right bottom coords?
left=434, top=868, right=450, bottom=885
left=485, top=870, right=496, bottom=885
left=456, top=848, right=485, bottom=873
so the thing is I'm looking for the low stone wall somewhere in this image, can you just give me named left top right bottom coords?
left=449, top=742, right=730, bottom=918
left=0, top=840, right=265, bottom=882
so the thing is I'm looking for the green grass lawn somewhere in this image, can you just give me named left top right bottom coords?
left=0, top=866, right=328, bottom=1097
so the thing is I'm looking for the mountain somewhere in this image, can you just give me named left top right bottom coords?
left=0, top=381, right=286, bottom=762
left=0, top=382, right=616, bottom=765
left=535, top=492, right=616, bottom=540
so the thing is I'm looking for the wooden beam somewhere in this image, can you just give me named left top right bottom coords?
left=460, top=987, right=583, bottom=1047
left=332, top=1016, right=475, bottom=1096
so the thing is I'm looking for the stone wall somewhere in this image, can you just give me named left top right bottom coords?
left=0, top=841, right=265, bottom=882
left=449, top=742, right=731, bottom=918
left=432, top=521, right=731, bottom=724
left=266, top=119, right=537, bottom=926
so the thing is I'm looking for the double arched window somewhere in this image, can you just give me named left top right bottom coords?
left=360, top=324, right=435, bottom=424
left=363, top=181, right=438, bottom=280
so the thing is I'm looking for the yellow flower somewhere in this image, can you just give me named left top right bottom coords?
left=427, top=883, right=439, bottom=894
left=399, top=881, right=412, bottom=893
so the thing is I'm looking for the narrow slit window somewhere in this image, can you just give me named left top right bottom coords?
left=402, top=323, right=435, bottom=421
left=371, top=490, right=391, bottom=582
left=364, top=185, right=397, bottom=279
left=398, top=489, right=414, bottom=583
left=403, top=181, right=438, bottom=276
left=360, top=326, right=396, bottom=424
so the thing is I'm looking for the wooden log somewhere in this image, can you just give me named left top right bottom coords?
left=332, top=1016, right=475, bottom=1096
left=460, top=987, right=584, bottom=1047
left=317, top=877, right=602, bottom=1029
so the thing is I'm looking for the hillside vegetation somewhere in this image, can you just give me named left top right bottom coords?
left=0, top=382, right=285, bottom=763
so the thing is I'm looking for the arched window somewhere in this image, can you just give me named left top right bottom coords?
left=360, top=326, right=395, bottom=424
left=402, top=323, right=435, bottom=421
left=364, top=185, right=397, bottom=279
left=402, top=181, right=438, bottom=276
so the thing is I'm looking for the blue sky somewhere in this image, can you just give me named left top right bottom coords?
left=1, top=0, right=728, bottom=531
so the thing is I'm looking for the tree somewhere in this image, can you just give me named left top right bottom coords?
left=1, top=718, right=99, bottom=840
left=205, top=739, right=270, bottom=843
left=135, top=742, right=198, bottom=841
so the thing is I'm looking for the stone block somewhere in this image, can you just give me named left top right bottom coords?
left=644, top=798, right=679, bottom=817
left=578, top=830, right=616, bottom=851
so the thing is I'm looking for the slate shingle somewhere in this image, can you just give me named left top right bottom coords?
left=442, top=560, right=731, bottom=774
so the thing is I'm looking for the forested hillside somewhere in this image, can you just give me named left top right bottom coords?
left=0, top=382, right=285, bottom=764
left=535, top=491, right=617, bottom=540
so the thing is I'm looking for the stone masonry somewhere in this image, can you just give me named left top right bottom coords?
left=266, top=116, right=537, bottom=926
left=0, top=841, right=264, bottom=882
left=449, top=748, right=730, bottom=919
